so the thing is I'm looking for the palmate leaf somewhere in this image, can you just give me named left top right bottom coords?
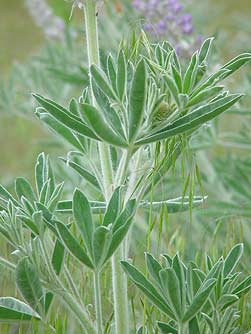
left=15, top=257, right=44, bottom=315
left=0, top=297, right=41, bottom=321
left=129, top=59, right=147, bottom=143
left=90, top=64, right=117, bottom=100
left=223, top=244, right=243, bottom=277
left=159, top=268, right=182, bottom=321
left=183, top=51, right=198, bottom=94
left=81, top=103, right=128, bottom=147
left=116, top=49, right=127, bottom=100
left=33, top=94, right=99, bottom=141
left=55, top=221, right=94, bottom=269
left=15, top=177, right=36, bottom=203
left=102, top=186, right=122, bottom=227
left=136, top=94, right=242, bottom=145
left=121, top=261, right=174, bottom=318
left=73, top=189, right=94, bottom=256
left=191, top=52, right=251, bottom=97
left=182, top=278, right=216, bottom=323
left=91, top=82, right=126, bottom=139
left=60, top=158, right=101, bottom=191
left=92, top=225, right=112, bottom=269
left=36, top=110, right=85, bottom=152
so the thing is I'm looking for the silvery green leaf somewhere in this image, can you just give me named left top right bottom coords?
left=121, top=261, right=174, bottom=317
left=159, top=268, right=182, bottom=321
left=55, top=221, right=94, bottom=269
left=15, top=257, right=44, bottom=315
left=103, top=187, right=122, bottom=227
left=182, top=278, right=216, bottom=323
left=91, top=83, right=126, bottom=139
left=157, top=321, right=177, bottom=334
left=187, top=86, right=224, bottom=108
left=81, top=103, right=128, bottom=147
left=0, top=297, right=41, bottom=321
left=140, top=196, right=205, bottom=213
left=51, top=240, right=65, bottom=276
left=145, top=253, right=162, bottom=286
left=73, top=189, right=93, bottom=256
left=15, top=178, right=36, bottom=203
left=129, top=59, right=147, bottom=143
left=36, top=110, right=85, bottom=152
left=116, top=49, right=127, bottom=101
left=33, top=94, right=99, bottom=141
left=60, top=158, right=101, bottom=191
left=137, top=94, right=242, bottom=145
left=107, top=53, right=117, bottom=92
left=198, top=37, right=215, bottom=64
left=183, top=52, right=199, bottom=93
left=90, top=64, right=117, bottom=100
left=223, top=244, right=243, bottom=277
left=232, top=275, right=251, bottom=298
left=172, top=254, right=186, bottom=311
left=164, top=74, right=180, bottom=107
left=217, top=294, right=238, bottom=310
left=92, top=225, right=112, bottom=268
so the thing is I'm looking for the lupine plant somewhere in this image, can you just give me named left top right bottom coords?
left=0, top=0, right=251, bottom=333
left=122, top=244, right=251, bottom=333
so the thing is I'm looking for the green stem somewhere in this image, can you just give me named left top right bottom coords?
left=112, top=246, right=129, bottom=334
left=94, top=271, right=103, bottom=334
left=83, top=4, right=134, bottom=333
left=84, top=0, right=114, bottom=201
left=84, top=0, right=100, bottom=68
left=178, top=322, right=188, bottom=334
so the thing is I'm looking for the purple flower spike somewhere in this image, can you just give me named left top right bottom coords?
left=132, top=0, right=202, bottom=56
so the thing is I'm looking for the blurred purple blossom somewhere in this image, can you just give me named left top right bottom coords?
left=132, top=0, right=202, bottom=55
left=25, top=0, right=65, bottom=40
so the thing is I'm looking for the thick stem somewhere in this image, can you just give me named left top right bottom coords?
left=178, top=322, right=188, bottom=334
left=94, top=271, right=103, bottom=334
left=112, top=247, right=129, bottom=334
left=84, top=0, right=113, bottom=200
left=84, top=0, right=100, bottom=68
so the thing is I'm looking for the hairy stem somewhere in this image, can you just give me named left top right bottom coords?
left=94, top=271, right=103, bottom=334
left=84, top=0, right=114, bottom=201
left=112, top=246, right=129, bottom=334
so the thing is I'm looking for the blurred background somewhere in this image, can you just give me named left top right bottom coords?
left=0, top=0, right=250, bottom=180
left=0, top=0, right=251, bottom=333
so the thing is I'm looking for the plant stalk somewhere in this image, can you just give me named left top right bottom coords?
left=83, top=3, right=132, bottom=333
left=111, top=246, right=129, bottom=334
left=84, top=0, right=113, bottom=201
left=178, top=322, right=188, bottom=334
left=94, top=271, right=103, bottom=334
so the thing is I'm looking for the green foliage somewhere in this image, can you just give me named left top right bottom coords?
left=0, top=2, right=251, bottom=333
left=32, top=37, right=250, bottom=151
left=0, top=297, right=41, bottom=321
left=122, top=244, right=251, bottom=333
